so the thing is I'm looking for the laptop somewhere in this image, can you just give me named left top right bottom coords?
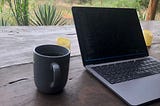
left=72, top=7, right=160, bottom=106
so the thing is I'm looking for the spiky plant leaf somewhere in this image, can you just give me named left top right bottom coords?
left=7, top=0, right=29, bottom=26
left=31, top=4, right=67, bottom=26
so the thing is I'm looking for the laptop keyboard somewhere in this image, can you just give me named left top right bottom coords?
left=92, top=58, right=160, bottom=84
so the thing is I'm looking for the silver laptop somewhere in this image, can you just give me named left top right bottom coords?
left=72, top=7, right=160, bottom=106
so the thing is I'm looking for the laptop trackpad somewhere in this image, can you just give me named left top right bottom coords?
left=112, top=74, right=160, bottom=105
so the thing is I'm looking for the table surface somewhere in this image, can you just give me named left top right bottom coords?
left=1, top=21, right=160, bottom=106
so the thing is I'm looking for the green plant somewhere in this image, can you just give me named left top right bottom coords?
left=31, top=4, right=67, bottom=26
left=0, top=17, right=9, bottom=26
left=0, top=0, right=5, bottom=12
left=7, top=0, right=29, bottom=25
left=79, top=0, right=92, bottom=4
left=138, top=0, right=150, bottom=8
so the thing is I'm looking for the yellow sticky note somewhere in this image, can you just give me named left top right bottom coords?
left=143, top=30, right=153, bottom=47
left=56, top=37, right=71, bottom=49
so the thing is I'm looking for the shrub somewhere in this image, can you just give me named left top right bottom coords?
left=31, top=4, right=67, bottom=26
left=0, top=17, right=9, bottom=26
left=7, top=0, right=29, bottom=26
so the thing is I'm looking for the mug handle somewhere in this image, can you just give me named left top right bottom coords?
left=50, top=63, right=61, bottom=88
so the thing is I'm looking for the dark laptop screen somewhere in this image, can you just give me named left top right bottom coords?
left=72, top=7, right=148, bottom=65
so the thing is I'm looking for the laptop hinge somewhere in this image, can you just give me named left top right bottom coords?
left=87, top=56, right=150, bottom=67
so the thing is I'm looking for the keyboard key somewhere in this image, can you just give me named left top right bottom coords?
left=92, top=58, right=160, bottom=84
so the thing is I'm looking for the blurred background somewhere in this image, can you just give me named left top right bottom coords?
left=0, top=0, right=159, bottom=26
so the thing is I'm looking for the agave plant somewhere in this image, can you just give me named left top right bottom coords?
left=31, top=4, right=67, bottom=26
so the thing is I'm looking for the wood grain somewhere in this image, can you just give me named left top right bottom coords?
left=1, top=46, right=160, bottom=106
left=0, top=21, right=159, bottom=68
left=0, top=25, right=79, bottom=68
left=0, top=56, right=126, bottom=106
left=1, top=21, right=160, bottom=106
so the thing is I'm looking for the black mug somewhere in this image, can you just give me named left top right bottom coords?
left=33, top=44, right=70, bottom=94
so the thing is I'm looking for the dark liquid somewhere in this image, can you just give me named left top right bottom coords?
left=43, top=52, right=62, bottom=56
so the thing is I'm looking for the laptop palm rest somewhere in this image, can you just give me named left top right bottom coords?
left=87, top=66, right=160, bottom=105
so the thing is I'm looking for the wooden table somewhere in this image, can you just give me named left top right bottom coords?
left=0, top=21, right=160, bottom=106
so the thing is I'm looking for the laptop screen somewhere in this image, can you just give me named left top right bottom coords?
left=72, top=7, right=148, bottom=66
